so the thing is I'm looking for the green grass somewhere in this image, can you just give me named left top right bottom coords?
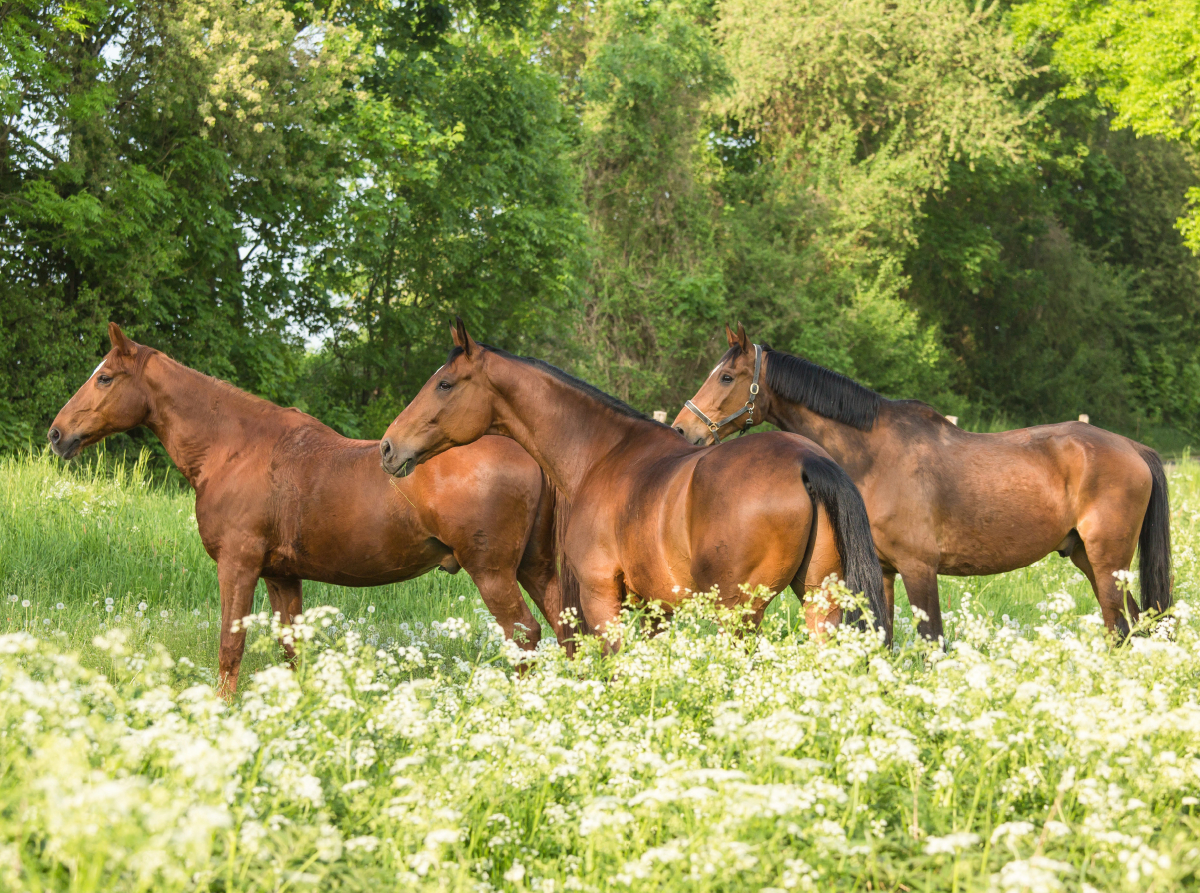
left=4, top=446, right=1199, bottom=680
left=4, top=447, right=1200, bottom=890
left=0, top=448, right=489, bottom=681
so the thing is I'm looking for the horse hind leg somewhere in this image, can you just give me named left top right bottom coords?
left=897, top=564, right=942, bottom=642
left=468, top=568, right=542, bottom=651
left=264, top=576, right=303, bottom=663
left=1069, top=534, right=1138, bottom=640
left=792, top=506, right=842, bottom=637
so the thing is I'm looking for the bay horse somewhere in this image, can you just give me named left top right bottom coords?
left=48, top=323, right=568, bottom=694
left=674, top=324, right=1172, bottom=640
left=378, top=319, right=890, bottom=645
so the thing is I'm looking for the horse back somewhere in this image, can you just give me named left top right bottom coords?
left=200, top=421, right=543, bottom=585
left=953, top=421, right=1150, bottom=497
left=911, top=420, right=1154, bottom=574
left=598, top=432, right=823, bottom=600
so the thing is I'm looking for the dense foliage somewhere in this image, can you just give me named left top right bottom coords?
left=3, top=0, right=1200, bottom=448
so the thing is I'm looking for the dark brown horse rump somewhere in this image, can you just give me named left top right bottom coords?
left=48, top=323, right=566, bottom=694
left=674, top=324, right=1172, bottom=640
left=379, top=320, right=890, bottom=644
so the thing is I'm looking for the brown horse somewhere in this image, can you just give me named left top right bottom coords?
left=378, top=320, right=889, bottom=644
left=674, top=324, right=1172, bottom=640
left=48, top=323, right=567, bottom=694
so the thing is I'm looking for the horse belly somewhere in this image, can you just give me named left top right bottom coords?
left=935, top=516, right=1070, bottom=576
left=264, top=501, right=448, bottom=587
left=273, top=543, right=445, bottom=588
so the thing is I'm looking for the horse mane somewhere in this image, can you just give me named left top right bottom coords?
left=448, top=345, right=661, bottom=425
left=154, top=349, right=307, bottom=418
left=759, top=344, right=886, bottom=431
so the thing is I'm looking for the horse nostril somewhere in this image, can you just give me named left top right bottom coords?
left=379, top=438, right=393, bottom=462
left=49, top=427, right=61, bottom=444
left=674, top=426, right=685, bottom=437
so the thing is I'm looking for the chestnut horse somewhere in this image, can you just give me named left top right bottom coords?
left=378, top=320, right=889, bottom=644
left=674, top=325, right=1172, bottom=640
left=49, top=324, right=567, bottom=694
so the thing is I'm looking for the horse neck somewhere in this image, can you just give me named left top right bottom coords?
left=486, top=356, right=664, bottom=498
left=141, top=353, right=278, bottom=490
left=766, top=392, right=879, bottom=479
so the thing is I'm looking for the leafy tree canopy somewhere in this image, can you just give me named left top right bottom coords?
left=3, top=0, right=1200, bottom=454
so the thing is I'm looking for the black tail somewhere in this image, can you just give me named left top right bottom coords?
left=801, top=455, right=891, bottom=643
left=553, top=485, right=589, bottom=639
left=1135, top=445, right=1172, bottom=614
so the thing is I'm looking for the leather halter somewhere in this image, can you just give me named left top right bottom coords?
left=684, top=343, right=762, bottom=443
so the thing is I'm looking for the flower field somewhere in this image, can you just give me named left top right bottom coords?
left=3, top=450, right=1200, bottom=891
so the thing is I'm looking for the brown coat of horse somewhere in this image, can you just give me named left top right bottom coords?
left=48, top=324, right=566, bottom=693
left=378, top=320, right=890, bottom=644
left=673, top=325, right=1172, bottom=640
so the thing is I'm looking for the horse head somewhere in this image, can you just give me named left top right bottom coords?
left=672, top=323, right=765, bottom=445
left=48, top=323, right=154, bottom=459
left=379, top=317, right=497, bottom=476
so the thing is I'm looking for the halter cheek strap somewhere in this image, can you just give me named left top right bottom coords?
left=684, top=343, right=762, bottom=443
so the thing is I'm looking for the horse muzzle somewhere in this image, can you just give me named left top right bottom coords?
left=379, top=438, right=417, bottom=477
left=47, top=427, right=83, bottom=460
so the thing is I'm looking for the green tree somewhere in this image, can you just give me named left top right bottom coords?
left=543, top=0, right=730, bottom=406
left=0, top=0, right=362, bottom=450
left=298, top=4, right=587, bottom=436
left=0, top=0, right=587, bottom=446
left=1012, top=0, right=1200, bottom=249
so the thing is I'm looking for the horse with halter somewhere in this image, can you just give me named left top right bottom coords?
left=49, top=324, right=569, bottom=694
left=674, top=324, right=1172, bottom=640
left=379, top=319, right=890, bottom=645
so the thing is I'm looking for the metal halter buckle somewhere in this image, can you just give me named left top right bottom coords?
left=684, top=343, right=763, bottom=444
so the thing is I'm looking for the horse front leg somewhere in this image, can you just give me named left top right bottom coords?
left=517, top=558, right=567, bottom=651
left=217, top=555, right=263, bottom=698
left=578, top=572, right=625, bottom=654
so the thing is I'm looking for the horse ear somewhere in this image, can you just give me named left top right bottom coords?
left=451, top=316, right=479, bottom=358
left=725, top=323, right=738, bottom=348
left=736, top=323, right=750, bottom=352
left=108, top=322, right=135, bottom=356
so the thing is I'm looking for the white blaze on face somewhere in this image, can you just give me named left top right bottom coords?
left=88, top=361, right=105, bottom=382
left=707, top=362, right=723, bottom=380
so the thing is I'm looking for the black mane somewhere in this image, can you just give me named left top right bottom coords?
left=446, top=345, right=657, bottom=424
left=759, top=344, right=886, bottom=431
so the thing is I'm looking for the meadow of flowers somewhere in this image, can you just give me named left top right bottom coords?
left=3, top=449, right=1200, bottom=891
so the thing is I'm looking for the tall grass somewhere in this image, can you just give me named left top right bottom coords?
left=0, top=448, right=486, bottom=679
left=5, top=447, right=1199, bottom=676
left=3, top=448, right=1200, bottom=890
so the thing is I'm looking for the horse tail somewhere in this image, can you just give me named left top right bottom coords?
left=801, top=455, right=890, bottom=643
left=1134, top=444, right=1172, bottom=614
left=552, top=483, right=589, bottom=639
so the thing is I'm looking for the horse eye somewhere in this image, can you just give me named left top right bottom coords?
left=97, top=374, right=113, bottom=385
left=437, top=380, right=452, bottom=391
left=720, top=374, right=734, bottom=384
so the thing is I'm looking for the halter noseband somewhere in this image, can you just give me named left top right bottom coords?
left=684, top=343, right=763, bottom=443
